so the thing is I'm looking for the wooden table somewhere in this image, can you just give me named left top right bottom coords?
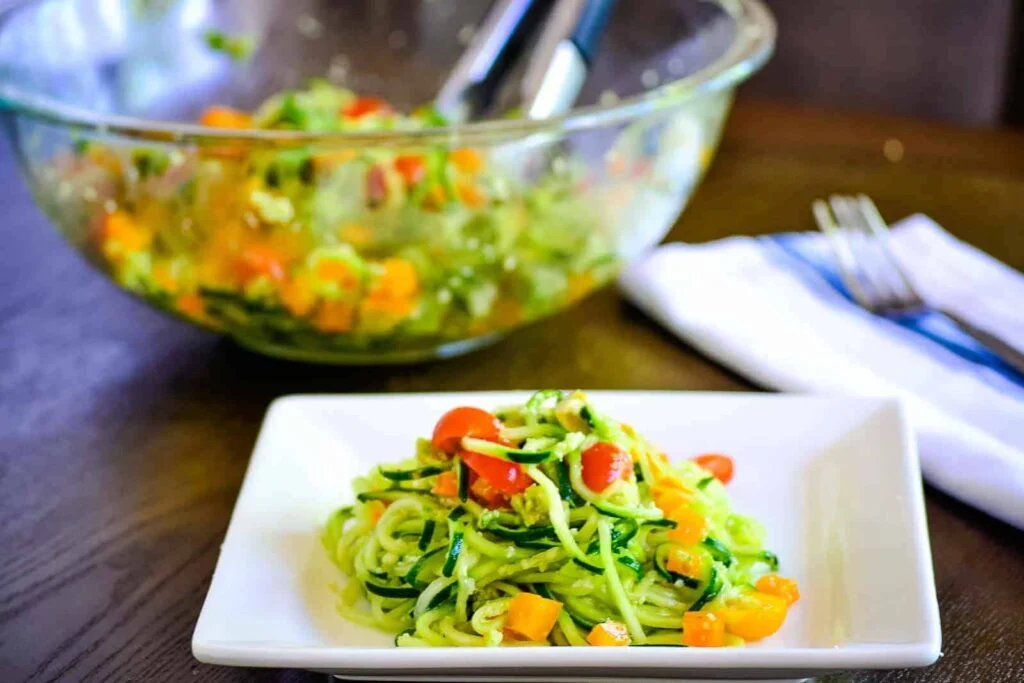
left=1, top=99, right=1022, bottom=682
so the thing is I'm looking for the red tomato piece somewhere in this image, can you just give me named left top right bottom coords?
left=691, top=453, right=734, bottom=485
left=462, top=451, right=532, bottom=496
left=581, top=442, right=633, bottom=493
left=393, top=155, right=426, bottom=187
left=431, top=407, right=502, bottom=455
left=470, top=475, right=510, bottom=509
left=365, top=165, right=388, bottom=208
left=343, top=96, right=392, bottom=119
left=431, top=471, right=459, bottom=498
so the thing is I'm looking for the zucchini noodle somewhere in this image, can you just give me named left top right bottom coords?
left=322, top=390, right=788, bottom=647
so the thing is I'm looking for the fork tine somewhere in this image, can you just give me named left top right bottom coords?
left=855, top=195, right=925, bottom=307
left=812, top=199, right=872, bottom=308
left=829, top=194, right=892, bottom=305
left=832, top=194, right=900, bottom=305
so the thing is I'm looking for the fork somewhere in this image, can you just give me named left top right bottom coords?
left=812, top=194, right=1024, bottom=377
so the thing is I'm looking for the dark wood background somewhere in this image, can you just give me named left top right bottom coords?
left=749, top=0, right=1019, bottom=126
left=1, top=0, right=1022, bottom=126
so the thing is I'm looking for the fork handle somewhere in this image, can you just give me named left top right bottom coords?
left=940, top=309, right=1024, bottom=378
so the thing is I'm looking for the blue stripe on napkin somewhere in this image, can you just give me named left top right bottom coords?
left=766, top=233, right=1024, bottom=391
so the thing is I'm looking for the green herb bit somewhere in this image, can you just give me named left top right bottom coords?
left=204, top=29, right=257, bottom=62
left=132, top=148, right=171, bottom=180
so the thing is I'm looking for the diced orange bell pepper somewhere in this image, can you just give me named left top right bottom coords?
left=315, top=300, right=355, bottom=332
left=175, top=293, right=205, bottom=320
left=314, top=259, right=360, bottom=291
left=357, top=258, right=420, bottom=330
left=152, top=263, right=178, bottom=292
left=366, top=500, right=387, bottom=524
left=506, top=593, right=562, bottom=642
left=666, top=507, right=708, bottom=546
left=450, top=147, right=483, bottom=174
left=653, top=487, right=691, bottom=515
left=456, top=180, right=487, bottom=208
left=339, top=222, right=373, bottom=247
left=280, top=274, right=317, bottom=317
left=587, top=621, right=631, bottom=646
left=666, top=548, right=703, bottom=578
left=655, top=473, right=692, bottom=493
left=682, top=611, right=725, bottom=647
left=200, top=105, right=252, bottom=129
left=718, top=593, right=788, bottom=641
left=237, top=244, right=287, bottom=284
left=501, top=628, right=525, bottom=643
left=361, top=294, right=415, bottom=318
left=755, top=575, right=801, bottom=606
left=431, top=471, right=459, bottom=498
left=101, top=210, right=151, bottom=257
left=372, top=258, right=419, bottom=299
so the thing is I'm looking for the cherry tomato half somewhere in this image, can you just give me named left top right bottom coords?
left=469, top=474, right=510, bottom=508
left=431, top=407, right=502, bottom=455
left=393, top=155, right=427, bottom=187
left=691, top=453, right=734, bottom=485
left=365, top=165, right=389, bottom=208
left=581, top=442, right=633, bottom=493
left=462, top=451, right=533, bottom=496
left=343, top=96, right=391, bottom=119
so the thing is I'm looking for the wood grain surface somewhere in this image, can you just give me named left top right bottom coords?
left=1, top=99, right=1023, bottom=682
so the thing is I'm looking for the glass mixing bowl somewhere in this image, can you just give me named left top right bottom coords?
left=0, top=0, right=774, bottom=363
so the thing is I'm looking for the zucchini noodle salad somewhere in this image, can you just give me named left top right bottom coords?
left=321, top=391, right=800, bottom=647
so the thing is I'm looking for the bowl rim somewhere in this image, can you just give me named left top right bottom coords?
left=0, top=0, right=775, bottom=147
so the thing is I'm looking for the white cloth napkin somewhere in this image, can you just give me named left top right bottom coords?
left=619, top=215, right=1024, bottom=529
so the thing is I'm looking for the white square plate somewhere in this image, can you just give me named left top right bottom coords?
left=193, top=392, right=941, bottom=682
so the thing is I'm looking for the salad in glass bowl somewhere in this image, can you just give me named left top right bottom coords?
left=0, top=0, right=774, bottom=363
left=64, top=83, right=622, bottom=358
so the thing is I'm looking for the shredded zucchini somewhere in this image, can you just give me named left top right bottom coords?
left=323, top=390, right=788, bottom=647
